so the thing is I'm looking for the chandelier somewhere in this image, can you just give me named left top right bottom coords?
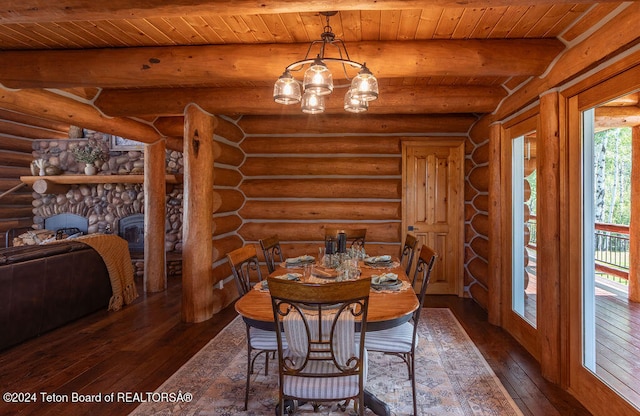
left=273, top=11, right=379, bottom=114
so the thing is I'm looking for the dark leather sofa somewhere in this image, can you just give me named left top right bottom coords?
left=0, top=241, right=112, bottom=351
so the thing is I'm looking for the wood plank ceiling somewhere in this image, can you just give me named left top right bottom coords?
left=0, top=0, right=635, bottom=140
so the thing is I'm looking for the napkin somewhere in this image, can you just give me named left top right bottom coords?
left=371, top=272, right=398, bottom=285
left=365, top=255, right=392, bottom=263
left=261, top=273, right=301, bottom=290
left=276, top=273, right=302, bottom=281
left=285, top=255, right=314, bottom=264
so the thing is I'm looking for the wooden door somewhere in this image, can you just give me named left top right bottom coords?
left=402, top=138, right=464, bottom=295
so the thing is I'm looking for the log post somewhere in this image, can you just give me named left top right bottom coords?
left=630, top=125, right=640, bottom=302
left=487, top=122, right=502, bottom=326
left=182, top=104, right=217, bottom=323
left=538, top=91, right=561, bottom=383
left=144, top=139, right=167, bottom=293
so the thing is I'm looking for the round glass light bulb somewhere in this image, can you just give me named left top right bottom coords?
left=350, top=65, right=379, bottom=102
left=301, top=91, right=325, bottom=114
left=303, top=58, right=333, bottom=96
left=344, top=89, right=368, bottom=113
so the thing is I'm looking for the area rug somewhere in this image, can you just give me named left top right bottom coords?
left=129, top=308, right=523, bottom=416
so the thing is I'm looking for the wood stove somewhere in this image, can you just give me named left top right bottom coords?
left=118, top=214, right=144, bottom=253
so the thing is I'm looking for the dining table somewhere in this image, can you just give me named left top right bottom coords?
left=234, top=254, right=419, bottom=416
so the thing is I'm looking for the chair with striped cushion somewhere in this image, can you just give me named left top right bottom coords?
left=227, top=245, right=285, bottom=410
left=268, top=277, right=371, bottom=415
left=399, top=233, right=419, bottom=276
left=260, top=234, right=284, bottom=274
left=364, top=244, right=437, bottom=416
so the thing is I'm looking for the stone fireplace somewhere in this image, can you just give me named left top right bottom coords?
left=28, top=135, right=186, bottom=278
left=29, top=135, right=185, bottom=252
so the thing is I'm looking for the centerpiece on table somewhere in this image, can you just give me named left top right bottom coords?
left=71, top=138, right=108, bottom=175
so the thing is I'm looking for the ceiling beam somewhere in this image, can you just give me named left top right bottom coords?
left=0, top=87, right=163, bottom=144
left=0, top=108, right=71, bottom=133
left=95, top=85, right=507, bottom=117
left=0, top=120, right=68, bottom=140
left=0, top=39, right=564, bottom=89
left=595, top=106, right=640, bottom=129
left=603, top=93, right=639, bottom=106
left=0, top=0, right=621, bottom=24
left=155, top=113, right=478, bottom=137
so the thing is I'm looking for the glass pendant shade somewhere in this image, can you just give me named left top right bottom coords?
left=301, top=91, right=325, bottom=114
left=344, top=89, right=368, bottom=113
left=303, top=57, right=333, bottom=96
left=273, top=71, right=302, bottom=104
left=350, top=64, right=379, bottom=102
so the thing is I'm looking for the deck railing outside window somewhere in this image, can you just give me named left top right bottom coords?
left=594, top=223, right=630, bottom=282
left=527, top=218, right=537, bottom=248
left=526, top=218, right=629, bottom=283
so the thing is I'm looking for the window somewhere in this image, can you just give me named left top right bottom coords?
left=511, top=132, right=537, bottom=327
left=566, top=65, right=640, bottom=415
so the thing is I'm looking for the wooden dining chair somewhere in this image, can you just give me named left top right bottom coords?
left=227, top=245, right=264, bottom=296
left=268, top=277, right=372, bottom=416
left=399, top=233, right=419, bottom=276
left=260, top=235, right=284, bottom=274
left=364, top=244, right=437, bottom=416
left=226, top=245, right=282, bottom=410
left=324, top=227, right=367, bottom=250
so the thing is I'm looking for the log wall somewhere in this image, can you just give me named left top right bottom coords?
left=213, top=114, right=478, bottom=309
left=237, top=134, right=403, bottom=256
left=210, top=116, right=247, bottom=307
left=0, top=114, right=70, bottom=247
left=0, top=110, right=487, bottom=310
left=0, top=107, right=582, bottom=316
left=466, top=124, right=491, bottom=309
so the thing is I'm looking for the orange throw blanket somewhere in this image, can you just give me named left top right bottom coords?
left=74, top=234, right=139, bottom=311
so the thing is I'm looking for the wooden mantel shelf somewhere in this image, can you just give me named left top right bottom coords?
left=20, top=174, right=183, bottom=194
left=21, top=174, right=183, bottom=185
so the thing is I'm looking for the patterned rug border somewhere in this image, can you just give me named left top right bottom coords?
left=437, top=309, right=522, bottom=415
left=130, top=308, right=523, bottom=416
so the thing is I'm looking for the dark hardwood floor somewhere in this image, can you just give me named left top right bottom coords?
left=426, top=296, right=591, bottom=416
left=0, top=277, right=591, bottom=416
